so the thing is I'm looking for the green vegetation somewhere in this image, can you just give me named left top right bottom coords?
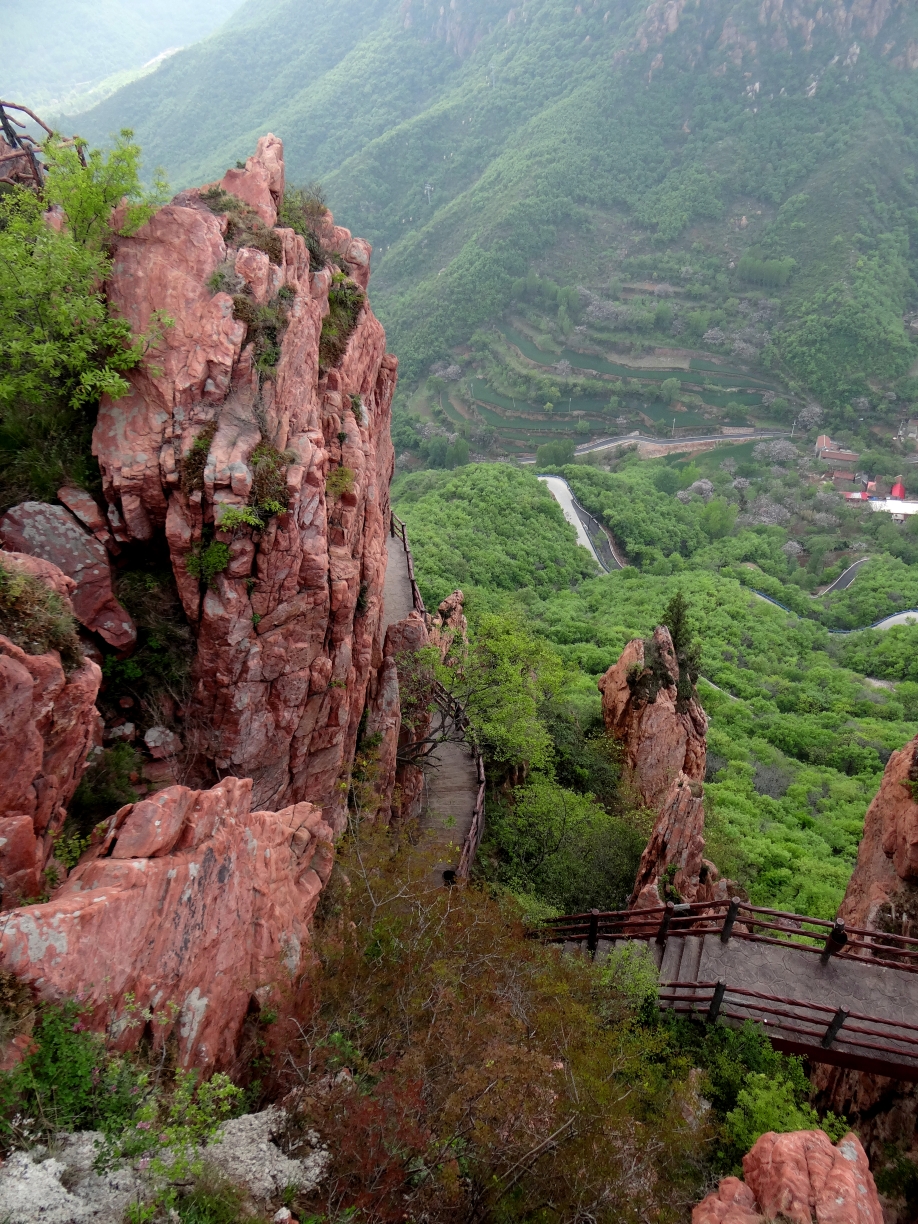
left=0, top=558, right=82, bottom=670
left=0, top=133, right=161, bottom=507
left=326, top=465, right=356, bottom=499
left=319, top=272, right=365, bottom=368
left=186, top=539, right=231, bottom=586
left=394, top=462, right=918, bottom=917
left=67, top=743, right=139, bottom=837
left=78, top=0, right=918, bottom=436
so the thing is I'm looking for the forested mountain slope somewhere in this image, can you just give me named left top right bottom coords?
left=1, top=0, right=244, bottom=113
left=73, top=0, right=918, bottom=419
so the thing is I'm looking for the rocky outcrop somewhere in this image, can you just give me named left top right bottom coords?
left=810, top=732, right=918, bottom=1168
left=694, top=1130, right=882, bottom=1224
left=0, top=776, right=333, bottom=1070
left=837, top=730, right=918, bottom=936
left=0, top=501, right=135, bottom=649
left=91, top=134, right=397, bottom=828
left=0, top=553, right=101, bottom=906
left=598, top=625, right=715, bottom=905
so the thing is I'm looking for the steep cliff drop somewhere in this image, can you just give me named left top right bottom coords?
left=92, top=134, right=396, bottom=828
left=598, top=624, right=730, bottom=907
left=0, top=136, right=403, bottom=1070
left=811, top=731, right=918, bottom=1169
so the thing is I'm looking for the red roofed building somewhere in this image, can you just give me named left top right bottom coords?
left=815, top=434, right=860, bottom=464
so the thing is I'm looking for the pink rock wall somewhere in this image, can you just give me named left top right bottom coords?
left=0, top=553, right=102, bottom=906
left=92, top=135, right=397, bottom=830
left=694, top=1130, right=883, bottom=1224
left=0, top=777, right=334, bottom=1071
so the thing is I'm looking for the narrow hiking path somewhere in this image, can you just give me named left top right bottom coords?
left=382, top=527, right=480, bottom=878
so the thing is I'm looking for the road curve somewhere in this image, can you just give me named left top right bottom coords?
left=537, top=476, right=602, bottom=564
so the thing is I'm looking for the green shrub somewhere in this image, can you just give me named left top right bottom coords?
left=180, top=423, right=218, bottom=494
left=249, top=440, right=291, bottom=510
left=535, top=439, right=575, bottom=467
left=231, top=296, right=289, bottom=375
left=68, top=743, right=139, bottom=836
left=218, top=505, right=262, bottom=530
left=186, top=540, right=230, bottom=586
left=0, top=560, right=82, bottom=670
left=724, top=1074, right=848, bottom=1153
left=326, top=466, right=355, bottom=499
left=319, top=273, right=365, bottom=368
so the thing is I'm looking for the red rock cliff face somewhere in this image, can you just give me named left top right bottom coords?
left=810, top=732, right=918, bottom=1167
left=92, top=136, right=396, bottom=830
left=0, top=777, right=333, bottom=1071
left=0, top=553, right=102, bottom=906
left=598, top=625, right=726, bottom=907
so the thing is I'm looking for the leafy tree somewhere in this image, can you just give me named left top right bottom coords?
left=536, top=439, right=575, bottom=467
left=661, top=377, right=681, bottom=403
left=42, top=129, right=167, bottom=249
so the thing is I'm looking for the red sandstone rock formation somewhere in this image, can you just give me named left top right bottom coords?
left=0, top=501, right=135, bottom=649
left=598, top=625, right=715, bottom=906
left=91, top=134, right=397, bottom=828
left=810, top=732, right=918, bottom=1167
left=694, top=1130, right=882, bottom=1224
left=0, top=553, right=102, bottom=905
left=0, top=777, right=333, bottom=1071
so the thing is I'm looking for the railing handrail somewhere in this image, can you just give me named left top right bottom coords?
left=541, top=898, right=918, bottom=973
left=389, top=511, right=486, bottom=878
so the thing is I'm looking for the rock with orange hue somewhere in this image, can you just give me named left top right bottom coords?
left=810, top=733, right=918, bottom=1162
left=0, top=502, right=135, bottom=649
left=221, top=132, right=284, bottom=226
left=694, top=1132, right=882, bottom=1224
left=692, top=1176, right=764, bottom=1224
left=429, top=589, right=467, bottom=663
left=598, top=625, right=713, bottom=905
left=837, top=731, right=918, bottom=935
left=0, top=553, right=102, bottom=906
left=629, top=772, right=707, bottom=907
left=92, top=136, right=396, bottom=829
left=598, top=625, right=706, bottom=810
left=57, top=486, right=118, bottom=552
left=378, top=610, right=431, bottom=825
left=0, top=777, right=334, bottom=1071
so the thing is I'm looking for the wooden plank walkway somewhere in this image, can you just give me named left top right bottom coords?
left=382, top=532, right=478, bottom=878
left=549, top=902, right=918, bottom=1082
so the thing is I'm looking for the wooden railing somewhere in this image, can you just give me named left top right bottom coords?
left=658, top=978, right=918, bottom=1081
left=389, top=511, right=486, bottom=877
left=543, top=898, right=918, bottom=973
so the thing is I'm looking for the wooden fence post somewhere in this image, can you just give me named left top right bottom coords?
left=588, top=910, right=600, bottom=954
left=720, top=898, right=741, bottom=943
left=656, top=901, right=675, bottom=946
left=821, top=920, right=847, bottom=964
left=706, top=980, right=727, bottom=1023
left=822, top=1007, right=849, bottom=1048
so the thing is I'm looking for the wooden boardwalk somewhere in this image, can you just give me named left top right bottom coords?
left=547, top=901, right=918, bottom=1082
left=382, top=532, right=479, bottom=878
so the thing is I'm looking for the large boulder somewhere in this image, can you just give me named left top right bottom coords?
left=694, top=1131, right=882, bottom=1224
left=0, top=552, right=101, bottom=906
left=0, top=777, right=333, bottom=1070
left=0, top=502, right=135, bottom=649
left=93, top=135, right=398, bottom=829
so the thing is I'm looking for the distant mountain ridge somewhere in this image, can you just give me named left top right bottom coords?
left=71, top=0, right=918, bottom=412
